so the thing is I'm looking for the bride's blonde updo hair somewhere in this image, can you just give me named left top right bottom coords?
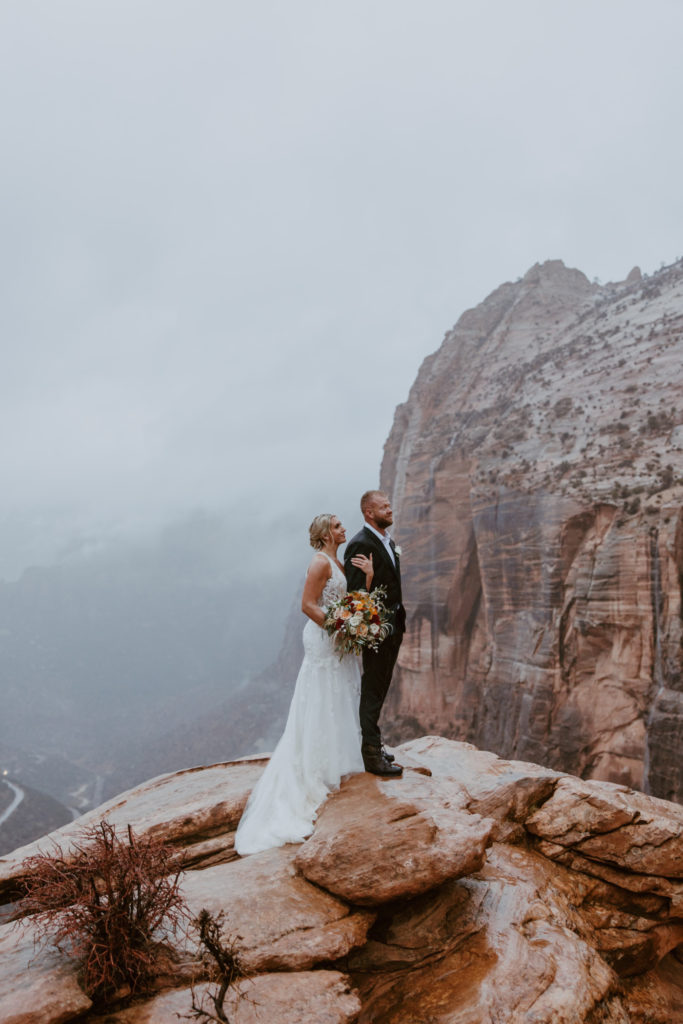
left=309, top=513, right=334, bottom=550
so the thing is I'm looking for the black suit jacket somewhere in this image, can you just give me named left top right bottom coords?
left=344, top=526, right=406, bottom=635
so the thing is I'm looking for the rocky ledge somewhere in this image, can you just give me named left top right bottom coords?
left=0, top=737, right=681, bottom=1023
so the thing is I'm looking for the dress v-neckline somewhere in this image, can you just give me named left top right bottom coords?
left=322, top=551, right=344, bottom=576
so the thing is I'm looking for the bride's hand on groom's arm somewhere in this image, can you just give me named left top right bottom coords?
left=350, top=552, right=373, bottom=591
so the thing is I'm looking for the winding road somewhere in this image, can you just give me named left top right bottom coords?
left=0, top=780, right=25, bottom=828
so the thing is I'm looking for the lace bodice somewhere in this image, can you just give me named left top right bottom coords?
left=320, top=554, right=347, bottom=607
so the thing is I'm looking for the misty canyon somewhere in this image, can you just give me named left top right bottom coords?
left=382, top=259, right=683, bottom=803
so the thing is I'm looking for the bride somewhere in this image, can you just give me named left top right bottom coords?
left=234, top=513, right=373, bottom=855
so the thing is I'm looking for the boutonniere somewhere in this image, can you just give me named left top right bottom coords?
left=394, top=544, right=402, bottom=557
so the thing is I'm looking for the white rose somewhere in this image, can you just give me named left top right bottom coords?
left=370, top=623, right=379, bottom=635
left=349, top=614, right=362, bottom=626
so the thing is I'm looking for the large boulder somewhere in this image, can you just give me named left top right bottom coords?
left=526, top=775, right=683, bottom=877
left=397, top=735, right=560, bottom=840
left=180, top=845, right=374, bottom=971
left=295, top=769, right=492, bottom=904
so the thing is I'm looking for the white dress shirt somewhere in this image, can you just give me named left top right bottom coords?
left=364, top=521, right=396, bottom=567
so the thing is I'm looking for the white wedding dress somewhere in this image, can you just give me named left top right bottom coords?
left=234, top=554, right=364, bottom=855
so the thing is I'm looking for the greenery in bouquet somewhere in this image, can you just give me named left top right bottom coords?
left=323, top=586, right=391, bottom=659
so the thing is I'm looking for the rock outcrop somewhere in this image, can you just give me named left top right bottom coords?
left=381, top=259, right=683, bottom=802
left=0, top=737, right=681, bottom=1023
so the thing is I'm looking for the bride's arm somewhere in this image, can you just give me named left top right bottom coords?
left=301, top=555, right=332, bottom=627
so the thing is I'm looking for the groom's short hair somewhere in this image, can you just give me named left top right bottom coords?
left=360, top=490, right=384, bottom=515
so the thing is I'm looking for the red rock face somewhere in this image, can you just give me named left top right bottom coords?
left=381, top=259, right=683, bottom=802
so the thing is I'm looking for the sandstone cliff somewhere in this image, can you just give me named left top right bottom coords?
left=0, top=738, right=681, bottom=1023
left=381, top=259, right=683, bottom=802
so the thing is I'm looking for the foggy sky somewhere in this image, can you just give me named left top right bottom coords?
left=2, top=0, right=683, bottom=579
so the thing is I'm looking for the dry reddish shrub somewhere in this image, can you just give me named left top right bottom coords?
left=185, top=909, right=249, bottom=1024
left=19, top=820, right=186, bottom=1004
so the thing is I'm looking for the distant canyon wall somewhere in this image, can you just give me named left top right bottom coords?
left=382, top=259, right=683, bottom=802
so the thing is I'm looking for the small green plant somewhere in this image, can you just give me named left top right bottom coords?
left=18, top=820, right=186, bottom=1004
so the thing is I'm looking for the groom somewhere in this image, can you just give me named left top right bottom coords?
left=344, top=490, right=405, bottom=777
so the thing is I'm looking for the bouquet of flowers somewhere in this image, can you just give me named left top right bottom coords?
left=323, top=586, right=392, bottom=659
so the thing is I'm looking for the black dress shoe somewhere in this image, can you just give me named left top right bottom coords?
left=362, top=750, right=403, bottom=777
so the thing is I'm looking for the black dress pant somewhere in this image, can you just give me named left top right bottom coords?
left=359, top=632, right=402, bottom=748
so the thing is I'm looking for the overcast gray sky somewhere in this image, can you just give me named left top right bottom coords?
left=2, top=0, right=682, bottom=579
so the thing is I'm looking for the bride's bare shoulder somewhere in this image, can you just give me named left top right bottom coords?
left=306, top=552, right=332, bottom=579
